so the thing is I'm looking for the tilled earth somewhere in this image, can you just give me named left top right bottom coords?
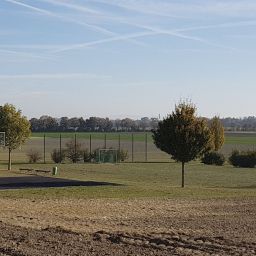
left=0, top=198, right=255, bottom=256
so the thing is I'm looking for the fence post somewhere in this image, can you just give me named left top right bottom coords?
left=43, top=134, right=46, bottom=164
left=132, top=133, right=134, bottom=163
left=89, top=134, right=92, bottom=155
left=145, top=133, right=148, bottom=162
left=118, top=133, right=121, bottom=163
left=104, top=134, right=107, bottom=149
left=59, top=133, right=62, bottom=163
left=74, top=133, right=77, bottom=163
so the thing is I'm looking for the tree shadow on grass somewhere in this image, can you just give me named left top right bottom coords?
left=0, top=176, right=123, bottom=190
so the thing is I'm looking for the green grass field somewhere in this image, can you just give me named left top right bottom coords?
left=31, top=132, right=256, bottom=145
left=0, top=162, right=255, bottom=200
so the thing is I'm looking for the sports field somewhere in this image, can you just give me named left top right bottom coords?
left=0, top=162, right=255, bottom=255
left=0, top=132, right=255, bottom=255
left=0, top=132, right=255, bottom=164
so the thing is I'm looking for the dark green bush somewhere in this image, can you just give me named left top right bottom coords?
left=201, top=151, right=225, bottom=166
left=83, top=149, right=92, bottom=163
left=51, top=149, right=65, bottom=163
left=65, top=140, right=84, bottom=163
left=229, top=150, right=256, bottom=168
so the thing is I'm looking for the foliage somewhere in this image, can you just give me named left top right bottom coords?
left=27, top=150, right=42, bottom=163
left=118, top=149, right=129, bottom=162
left=152, top=101, right=212, bottom=187
left=83, top=149, right=92, bottom=163
left=229, top=150, right=256, bottom=168
left=51, top=149, right=65, bottom=163
left=209, top=116, right=225, bottom=151
left=201, top=152, right=225, bottom=166
left=65, top=139, right=84, bottom=163
left=0, top=103, right=31, bottom=170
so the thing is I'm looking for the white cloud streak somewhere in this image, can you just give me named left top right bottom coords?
left=0, top=49, right=54, bottom=60
left=0, top=73, right=112, bottom=80
left=92, top=0, right=185, bottom=18
left=38, top=0, right=101, bottom=15
left=36, top=0, right=147, bottom=47
left=92, top=0, right=256, bottom=18
left=3, top=0, right=115, bottom=36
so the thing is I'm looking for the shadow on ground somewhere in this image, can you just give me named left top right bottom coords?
left=0, top=176, right=122, bottom=190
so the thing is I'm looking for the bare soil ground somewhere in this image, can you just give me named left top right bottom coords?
left=0, top=198, right=255, bottom=255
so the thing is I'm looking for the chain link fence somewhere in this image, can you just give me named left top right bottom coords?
left=0, top=132, right=255, bottom=165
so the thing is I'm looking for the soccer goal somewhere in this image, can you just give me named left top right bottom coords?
left=96, top=149, right=118, bottom=164
left=0, top=132, right=5, bottom=147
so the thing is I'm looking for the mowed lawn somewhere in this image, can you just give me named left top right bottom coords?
left=31, top=131, right=256, bottom=145
left=0, top=162, right=255, bottom=200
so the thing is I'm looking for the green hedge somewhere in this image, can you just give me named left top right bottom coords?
left=201, top=152, right=225, bottom=166
left=229, top=150, right=256, bottom=168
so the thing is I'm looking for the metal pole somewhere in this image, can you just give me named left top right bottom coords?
left=89, top=134, right=92, bottom=155
left=59, top=133, right=62, bottom=163
left=118, top=133, right=121, bottom=163
left=74, top=133, right=77, bottom=163
left=104, top=134, right=107, bottom=149
left=43, top=134, right=46, bottom=164
left=132, top=133, right=134, bottom=163
left=145, top=133, right=148, bottom=162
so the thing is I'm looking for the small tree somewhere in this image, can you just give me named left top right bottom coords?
left=65, top=139, right=84, bottom=163
left=27, top=149, right=42, bottom=163
left=209, top=116, right=225, bottom=151
left=51, top=149, right=65, bottom=163
left=0, top=104, right=31, bottom=170
left=153, top=102, right=212, bottom=187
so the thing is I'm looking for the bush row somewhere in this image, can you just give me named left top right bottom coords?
left=201, top=150, right=256, bottom=168
left=27, top=139, right=129, bottom=164
left=229, top=150, right=256, bottom=168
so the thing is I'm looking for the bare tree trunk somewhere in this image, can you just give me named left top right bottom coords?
left=8, top=148, right=12, bottom=171
left=181, top=162, right=185, bottom=188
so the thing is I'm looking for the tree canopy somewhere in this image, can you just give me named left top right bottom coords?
left=209, top=116, right=225, bottom=151
left=153, top=102, right=212, bottom=187
left=0, top=104, right=31, bottom=170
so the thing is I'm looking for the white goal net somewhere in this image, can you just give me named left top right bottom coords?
left=97, top=149, right=118, bottom=163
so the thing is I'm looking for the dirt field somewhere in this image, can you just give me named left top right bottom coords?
left=0, top=197, right=255, bottom=255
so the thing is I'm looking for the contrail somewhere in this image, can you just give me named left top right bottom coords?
left=92, top=0, right=186, bottom=19
left=53, top=31, right=170, bottom=53
left=37, top=0, right=101, bottom=15
left=3, top=0, right=115, bottom=36
left=0, top=49, right=54, bottom=60
left=6, top=0, right=146, bottom=47
left=53, top=26, right=234, bottom=53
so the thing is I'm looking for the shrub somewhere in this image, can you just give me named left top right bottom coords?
left=51, top=149, right=65, bottom=163
left=118, top=149, right=129, bottom=162
left=27, top=150, right=42, bottom=163
left=65, top=140, right=84, bottom=163
left=83, top=149, right=92, bottom=163
left=229, top=150, right=256, bottom=168
left=201, top=151, right=225, bottom=166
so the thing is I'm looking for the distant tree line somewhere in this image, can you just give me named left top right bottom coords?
left=29, top=115, right=256, bottom=133
left=220, top=117, right=256, bottom=131
left=29, top=116, right=159, bottom=132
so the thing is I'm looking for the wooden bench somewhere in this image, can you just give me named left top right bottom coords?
left=35, top=169, right=51, bottom=174
left=19, top=168, right=34, bottom=172
left=19, top=168, right=51, bottom=174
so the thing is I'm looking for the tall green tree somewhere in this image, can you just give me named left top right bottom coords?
left=0, top=104, right=31, bottom=170
left=209, top=116, right=225, bottom=151
left=153, top=102, right=212, bottom=187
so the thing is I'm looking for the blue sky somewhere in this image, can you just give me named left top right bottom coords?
left=0, top=0, right=256, bottom=119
